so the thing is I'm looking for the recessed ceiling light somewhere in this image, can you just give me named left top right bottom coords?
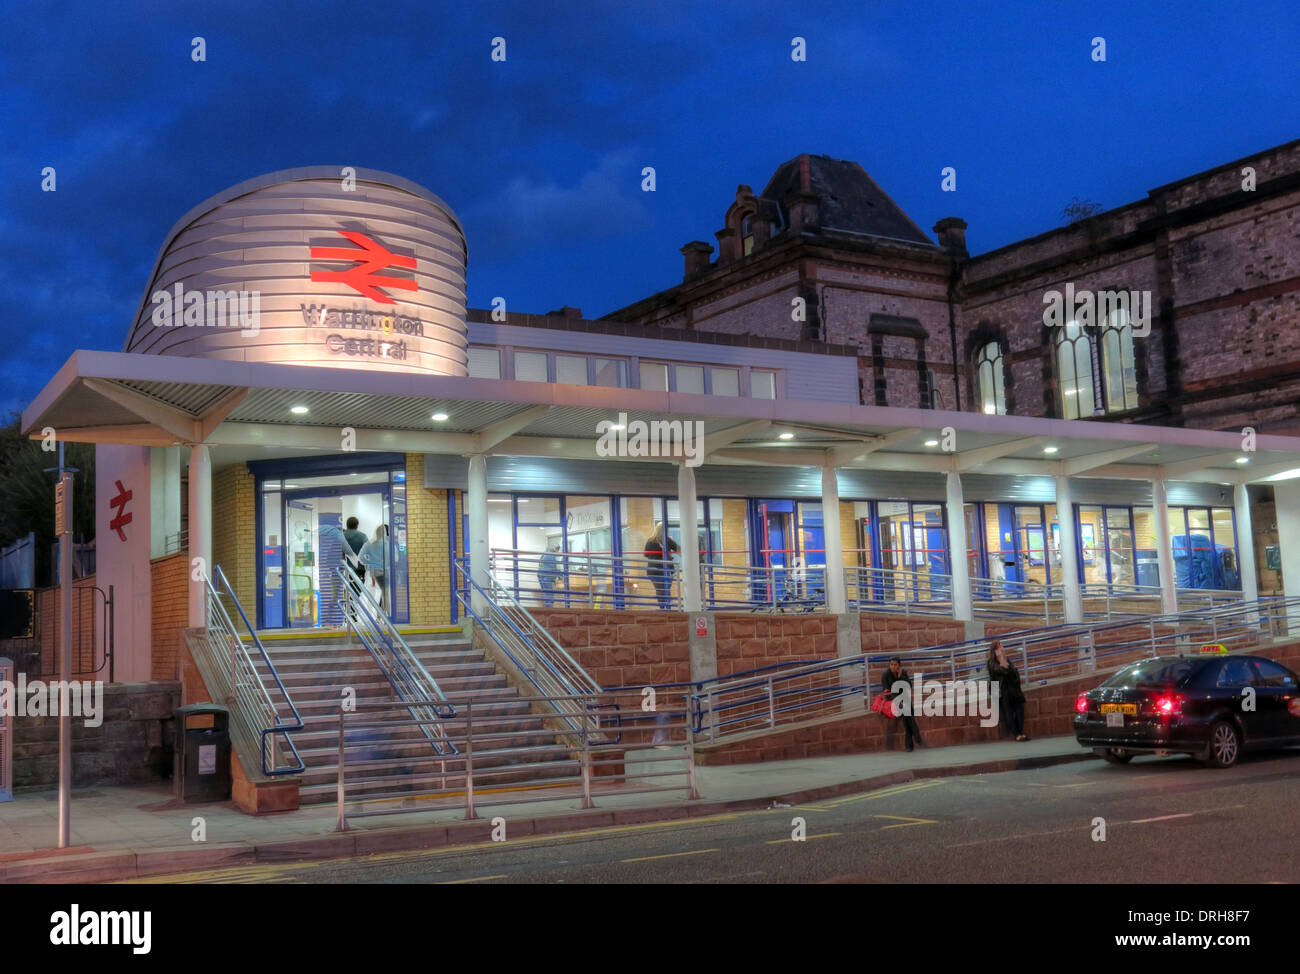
left=1043, top=446, right=1059, bottom=454
left=290, top=405, right=309, bottom=415
left=924, top=440, right=939, bottom=447
left=1235, top=457, right=1250, bottom=464
left=431, top=412, right=449, bottom=422
left=778, top=432, right=795, bottom=440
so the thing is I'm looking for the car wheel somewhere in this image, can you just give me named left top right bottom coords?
left=1205, top=720, right=1241, bottom=768
left=1102, top=748, right=1133, bottom=764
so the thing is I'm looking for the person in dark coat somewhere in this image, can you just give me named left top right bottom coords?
left=987, top=639, right=1028, bottom=741
left=643, top=522, right=680, bottom=609
left=881, top=656, right=924, bottom=751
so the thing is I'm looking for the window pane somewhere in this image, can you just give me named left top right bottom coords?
left=750, top=370, right=776, bottom=398
left=593, top=358, right=626, bottom=388
left=1058, top=341, right=1079, bottom=419
left=556, top=355, right=588, bottom=386
left=467, top=347, right=500, bottom=379
left=516, top=496, right=562, bottom=524
left=1104, top=506, right=1134, bottom=588
left=1075, top=338, right=1095, bottom=415
left=711, top=368, right=739, bottom=396
left=515, top=351, right=548, bottom=382
left=1078, top=505, right=1106, bottom=585
left=639, top=361, right=668, bottom=391
left=978, top=360, right=995, bottom=414
left=675, top=365, right=704, bottom=394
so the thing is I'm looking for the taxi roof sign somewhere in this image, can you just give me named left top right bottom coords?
left=1199, top=643, right=1228, bottom=654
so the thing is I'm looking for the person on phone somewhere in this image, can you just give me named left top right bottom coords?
left=987, top=639, right=1028, bottom=741
left=881, top=656, right=924, bottom=752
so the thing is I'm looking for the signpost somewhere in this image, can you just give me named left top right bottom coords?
left=46, top=443, right=76, bottom=849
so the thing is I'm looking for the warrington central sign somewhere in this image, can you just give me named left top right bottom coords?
left=124, top=168, right=469, bottom=377
left=300, top=303, right=424, bottom=361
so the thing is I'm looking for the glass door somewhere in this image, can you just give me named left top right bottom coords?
left=282, top=486, right=391, bottom=628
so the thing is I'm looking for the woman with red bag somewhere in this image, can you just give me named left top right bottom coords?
left=877, top=656, right=924, bottom=752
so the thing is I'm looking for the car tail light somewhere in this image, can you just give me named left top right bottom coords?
left=1153, top=695, right=1182, bottom=716
left=1076, top=693, right=1089, bottom=713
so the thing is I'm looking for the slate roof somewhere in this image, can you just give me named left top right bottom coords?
left=761, top=153, right=935, bottom=247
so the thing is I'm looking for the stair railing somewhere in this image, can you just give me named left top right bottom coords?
left=333, top=560, right=457, bottom=756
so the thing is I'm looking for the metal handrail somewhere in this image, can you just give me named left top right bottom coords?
left=333, top=562, right=458, bottom=757
left=198, top=565, right=304, bottom=775
left=488, top=547, right=682, bottom=610
left=690, top=593, right=1300, bottom=742
left=335, top=688, right=698, bottom=830
left=454, top=558, right=601, bottom=740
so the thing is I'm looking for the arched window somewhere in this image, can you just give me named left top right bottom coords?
left=1100, top=309, right=1138, bottom=412
left=974, top=341, right=1006, bottom=415
left=1056, top=320, right=1097, bottom=419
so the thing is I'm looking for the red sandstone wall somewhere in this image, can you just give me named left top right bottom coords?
left=530, top=609, right=692, bottom=688
left=714, top=614, right=838, bottom=677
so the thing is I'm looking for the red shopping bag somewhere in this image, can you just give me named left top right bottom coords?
left=871, top=694, right=898, bottom=717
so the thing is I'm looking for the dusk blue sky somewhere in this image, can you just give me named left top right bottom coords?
left=3, top=0, right=1299, bottom=418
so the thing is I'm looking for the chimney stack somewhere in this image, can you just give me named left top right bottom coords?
left=681, top=241, right=714, bottom=279
left=933, top=217, right=968, bottom=258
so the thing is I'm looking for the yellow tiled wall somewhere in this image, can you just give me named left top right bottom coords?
left=405, top=453, right=451, bottom=624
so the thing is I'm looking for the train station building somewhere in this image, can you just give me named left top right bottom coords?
left=19, top=155, right=1300, bottom=687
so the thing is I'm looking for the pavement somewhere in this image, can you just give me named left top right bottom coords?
left=0, top=735, right=1095, bottom=883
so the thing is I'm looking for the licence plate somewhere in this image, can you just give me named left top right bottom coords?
left=1106, top=712, right=1125, bottom=728
left=1100, top=703, right=1138, bottom=715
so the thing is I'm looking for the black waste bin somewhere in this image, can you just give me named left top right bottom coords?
left=173, top=703, right=232, bottom=803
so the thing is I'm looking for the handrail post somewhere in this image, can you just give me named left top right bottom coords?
left=464, top=701, right=477, bottom=820
left=706, top=687, right=715, bottom=740
left=1020, top=640, right=1029, bottom=680
left=335, top=702, right=347, bottom=832
left=685, top=707, right=699, bottom=800
left=580, top=703, right=594, bottom=809
left=767, top=676, right=776, bottom=727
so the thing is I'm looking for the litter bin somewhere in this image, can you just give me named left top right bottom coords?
left=173, top=703, right=232, bottom=803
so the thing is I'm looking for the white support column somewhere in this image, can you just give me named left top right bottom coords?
left=677, top=462, right=701, bottom=613
left=467, top=454, right=489, bottom=615
left=1151, top=478, right=1179, bottom=616
left=1054, top=474, right=1083, bottom=625
left=944, top=469, right=972, bottom=623
left=1233, top=484, right=1259, bottom=605
left=1274, top=481, right=1300, bottom=633
left=187, top=444, right=212, bottom=628
left=821, top=460, right=846, bottom=615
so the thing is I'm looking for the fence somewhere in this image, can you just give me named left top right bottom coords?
left=689, top=594, right=1300, bottom=742
left=11, top=582, right=114, bottom=680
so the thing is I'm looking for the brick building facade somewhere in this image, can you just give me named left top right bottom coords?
left=605, top=139, right=1300, bottom=435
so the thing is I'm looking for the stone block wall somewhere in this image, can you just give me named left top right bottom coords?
left=11, top=681, right=180, bottom=787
